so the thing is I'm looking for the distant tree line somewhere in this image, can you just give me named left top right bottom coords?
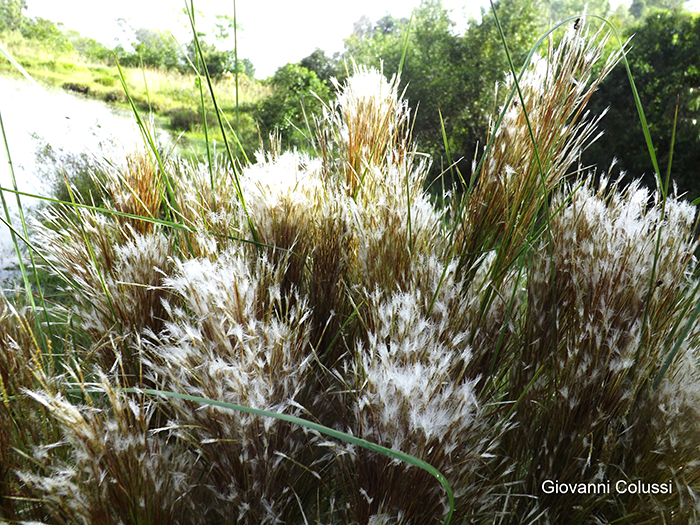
left=270, top=0, right=699, bottom=199
left=0, top=1, right=255, bottom=79
left=113, top=20, right=256, bottom=79
left=2, top=0, right=699, bottom=198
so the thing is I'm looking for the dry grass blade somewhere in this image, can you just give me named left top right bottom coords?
left=454, top=24, right=621, bottom=278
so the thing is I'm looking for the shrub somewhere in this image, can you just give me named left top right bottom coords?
left=168, top=107, right=200, bottom=132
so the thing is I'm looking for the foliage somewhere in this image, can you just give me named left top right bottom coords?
left=119, top=28, right=182, bottom=70
left=343, top=0, right=550, bottom=188
left=0, top=0, right=25, bottom=32
left=545, top=0, right=612, bottom=24
left=65, top=30, right=111, bottom=63
left=184, top=37, right=235, bottom=78
left=336, top=0, right=700, bottom=200
left=3, top=22, right=700, bottom=523
left=19, top=17, right=73, bottom=54
left=255, top=63, right=329, bottom=150
left=583, top=9, right=700, bottom=200
left=629, top=0, right=685, bottom=20
left=299, top=47, right=345, bottom=85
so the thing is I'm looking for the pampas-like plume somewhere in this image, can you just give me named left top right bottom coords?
left=21, top=377, right=198, bottom=525
left=143, top=246, right=320, bottom=523
left=505, top=177, right=700, bottom=523
left=454, top=24, right=621, bottom=278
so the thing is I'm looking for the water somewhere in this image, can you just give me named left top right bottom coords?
left=0, top=75, right=164, bottom=282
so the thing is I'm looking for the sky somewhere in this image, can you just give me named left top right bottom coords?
left=22, top=0, right=698, bottom=79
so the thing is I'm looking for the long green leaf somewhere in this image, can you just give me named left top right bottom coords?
left=0, top=185, right=284, bottom=252
left=397, top=9, right=414, bottom=78
left=126, top=387, right=455, bottom=524
left=185, top=1, right=258, bottom=246
left=0, top=109, right=51, bottom=352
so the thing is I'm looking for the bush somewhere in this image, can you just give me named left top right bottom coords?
left=168, top=107, right=200, bottom=132
left=92, top=71, right=117, bottom=87
left=255, top=63, right=329, bottom=151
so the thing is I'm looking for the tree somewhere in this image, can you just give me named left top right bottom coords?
left=235, top=57, right=255, bottom=78
left=65, top=30, right=111, bottom=62
left=256, top=63, right=329, bottom=150
left=344, top=12, right=411, bottom=72
left=300, top=48, right=344, bottom=85
left=582, top=9, right=700, bottom=200
left=630, top=0, right=685, bottom=19
left=20, top=17, right=73, bottom=53
left=0, top=0, right=26, bottom=32
left=545, top=0, right=611, bottom=24
left=131, top=28, right=182, bottom=70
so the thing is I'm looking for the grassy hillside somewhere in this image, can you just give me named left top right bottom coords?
left=0, top=29, right=271, bottom=157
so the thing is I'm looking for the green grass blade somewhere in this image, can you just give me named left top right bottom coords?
left=319, top=300, right=363, bottom=363
left=652, top=287, right=700, bottom=390
left=233, top=0, right=240, bottom=135
left=126, top=387, right=455, bottom=525
left=185, top=0, right=258, bottom=244
left=631, top=65, right=681, bottom=371
left=0, top=184, right=283, bottom=252
left=62, top=176, right=121, bottom=333
left=0, top=108, right=51, bottom=351
left=0, top=213, right=81, bottom=289
left=428, top=16, right=578, bottom=318
left=113, top=58, right=182, bottom=224
left=438, top=108, right=464, bottom=188
left=664, top=98, right=679, bottom=196
left=493, top=362, right=546, bottom=435
left=647, top=101, right=685, bottom=389
left=489, top=0, right=559, bottom=353
left=197, top=76, right=216, bottom=209
left=397, top=9, right=414, bottom=78
left=0, top=41, right=41, bottom=88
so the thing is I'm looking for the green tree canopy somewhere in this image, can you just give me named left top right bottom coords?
left=256, top=63, right=329, bottom=150
left=132, top=28, right=182, bottom=70
left=582, top=9, right=700, bottom=200
left=0, top=0, right=26, bottom=32
left=20, top=17, right=73, bottom=53
left=299, top=48, right=344, bottom=85
left=545, top=0, right=612, bottom=23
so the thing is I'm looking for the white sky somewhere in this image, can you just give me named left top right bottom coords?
left=23, top=0, right=696, bottom=79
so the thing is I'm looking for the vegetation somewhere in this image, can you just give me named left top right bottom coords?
left=328, top=0, right=700, bottom=196
left=0, top=2, right=267, bottom=157
left=2, top=2, right=700, bottom=519
left=2, top=0, right=699, bottom=198
left=583, top=7, right=700, bottom=200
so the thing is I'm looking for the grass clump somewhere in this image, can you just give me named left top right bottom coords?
left=2, top=18, right=700, bottom=525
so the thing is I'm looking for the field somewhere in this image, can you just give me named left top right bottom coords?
left=0, top=28, right=270, bottom=156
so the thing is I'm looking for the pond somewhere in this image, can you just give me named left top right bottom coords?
left=0, top=74, right=168, bottom=282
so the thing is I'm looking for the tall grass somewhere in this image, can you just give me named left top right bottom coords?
left=1, top=11, right=699, bottom=525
